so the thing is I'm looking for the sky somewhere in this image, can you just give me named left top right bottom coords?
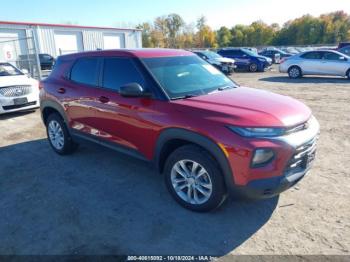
left=2, top=0, right=350, bottom=29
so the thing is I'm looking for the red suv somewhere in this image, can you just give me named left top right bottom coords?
left=40, top=49, right=319, bottom=212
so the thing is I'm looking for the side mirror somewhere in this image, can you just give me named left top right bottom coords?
left=340, top=56, right=347, bottom=61
left=119, top=83, right=151, bottom=98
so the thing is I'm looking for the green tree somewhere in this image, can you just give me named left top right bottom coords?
left=195, top=16, right=217, bottom=48
left=216, top=26, right=232, bottom=47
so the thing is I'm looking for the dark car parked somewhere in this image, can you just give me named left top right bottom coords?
left=18, top=53, right=56, bottom=71
left=39, top=54, right=56, bottom=70
left=337, top=42, right=350, bottom=49
left=338, top=45, right=350, bottom=57
left=217, top=48, right=272, bottom=72
left=259, top=48, right=292, bottom=64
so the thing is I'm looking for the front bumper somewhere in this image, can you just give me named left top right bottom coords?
left=0, top=92, right=39, bottom=114
left=226, top=116, right=320, bottom=199
left=233, top=162, right=313, bottom=199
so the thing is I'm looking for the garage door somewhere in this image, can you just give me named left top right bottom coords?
left=54, top=31, right=83, bottom=56
left=103, top=33, right=124, bottom=49
left=0, top=29, right=28, bottom=62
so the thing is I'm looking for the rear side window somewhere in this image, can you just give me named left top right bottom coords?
left=102, top=58, right=145, bottom=91
left=301, top=52, right=322, bottom=59
left=70, top=58, right=99, bottom=86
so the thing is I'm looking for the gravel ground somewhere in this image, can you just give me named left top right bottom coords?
left=0, top=66, right=349, bottom=257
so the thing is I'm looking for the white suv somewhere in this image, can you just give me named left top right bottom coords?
left=0, top=62, right=39, bottom=114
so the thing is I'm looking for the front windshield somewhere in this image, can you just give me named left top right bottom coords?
left=202, top=51, right=222, bottom=59
left=142, top=55, right=237, bottom=99
left=0, top=63, right=23, bottom=77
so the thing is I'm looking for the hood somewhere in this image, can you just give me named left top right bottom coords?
left=173, top=87, right=311, bottom=127
left=213, top=57, right=235, bottom=63
left=0, top=75, right=38, bottom=88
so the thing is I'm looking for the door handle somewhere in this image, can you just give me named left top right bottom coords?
left=57, top=88, right=66, bottom=94
left=99, top=96, right=109, bottom=104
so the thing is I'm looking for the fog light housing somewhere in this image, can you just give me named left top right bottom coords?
left=251, top=149, right=275, bottom=167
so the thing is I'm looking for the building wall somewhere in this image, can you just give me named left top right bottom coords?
left=0, top=23, right=142, bottom=58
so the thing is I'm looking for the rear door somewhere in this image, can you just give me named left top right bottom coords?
left=65, top=57, right=101, bottom=134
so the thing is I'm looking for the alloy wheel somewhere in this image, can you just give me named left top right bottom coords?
left=289, top=67, right=300, bottom=78
left=48, top=120, right=64, bottom=150
left=170, top=160, right=213, bottom=205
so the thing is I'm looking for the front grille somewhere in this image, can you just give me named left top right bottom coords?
left=0, top=85, right=32, bottom=97
left=286, top=136, right=318, bottom=174
left=2, top=101, right=36, bottom=110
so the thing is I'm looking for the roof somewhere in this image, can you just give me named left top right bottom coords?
left=0, top=20, right=141, bottom=32
left=60, top=48, right=195, bottom=59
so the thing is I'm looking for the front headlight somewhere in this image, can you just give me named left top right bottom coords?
left=258, top=58, right=266, bottom=62
left=228, top=126, right=285, bottom=137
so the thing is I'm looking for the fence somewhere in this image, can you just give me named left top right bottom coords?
left=0, top=36, right=41, bottom=80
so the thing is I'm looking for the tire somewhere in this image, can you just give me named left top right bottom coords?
left=249, top=63, right=258, bottom=72
left=288, top=66, right=302, bottom=79
left=164, top=145, right=227, bottom=212
left=46, top=113, right=78, bottom=155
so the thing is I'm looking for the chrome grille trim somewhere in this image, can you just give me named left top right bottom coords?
left=0, top=85, right=32, bottom=97
left=286, top=136, right=319, bottom=172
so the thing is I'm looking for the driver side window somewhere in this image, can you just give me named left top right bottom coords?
left=323, top=52, right=342, bottom=61
left=102, top=58, right=146, bottom=91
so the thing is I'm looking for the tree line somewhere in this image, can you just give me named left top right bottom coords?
left=136, top=11, right=350, bottom=48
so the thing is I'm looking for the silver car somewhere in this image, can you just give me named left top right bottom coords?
left=279, top=50, right=350, bottom=79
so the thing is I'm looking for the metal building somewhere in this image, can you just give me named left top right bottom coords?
left=0, top=21, right=142, bottom=78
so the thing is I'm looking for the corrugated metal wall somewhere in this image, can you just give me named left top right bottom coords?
left=0, top=23, right=142, bottom=57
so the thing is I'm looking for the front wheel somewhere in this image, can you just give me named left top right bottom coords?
left=164, top=145, right=227, bottom=212
left=249, top=63, right=258, bottom=72
left=288, top=66, right=302, bottom=79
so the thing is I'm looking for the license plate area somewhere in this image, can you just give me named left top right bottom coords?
left=13, top=97, right=28, bottom=105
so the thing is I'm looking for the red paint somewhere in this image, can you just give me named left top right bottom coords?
left=41, top=49, right=313, bottom=186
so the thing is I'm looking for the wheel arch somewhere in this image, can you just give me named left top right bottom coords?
left=288, top=64, right=303, bottom=73
left=346, top=68, right=350, bottom=78
left=154, top=128, right=235, bottom=187
left=41, top=100, right=69, bottom=125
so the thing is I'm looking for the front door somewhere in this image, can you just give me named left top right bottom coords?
left=92, top=57, right=157, bottom=157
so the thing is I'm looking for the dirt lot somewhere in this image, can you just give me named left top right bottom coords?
left=0, top=66, right=349, bottom=256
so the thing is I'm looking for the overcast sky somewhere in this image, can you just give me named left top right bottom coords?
left=1, top=0, right=350, bottom=29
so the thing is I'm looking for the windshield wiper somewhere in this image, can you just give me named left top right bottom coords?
left=217, top=85, right=235, bottom=91
left=171, top=94, right=198, bottom=100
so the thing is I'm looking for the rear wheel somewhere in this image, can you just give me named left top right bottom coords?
left=249, top=63, right=258, bottom=72
left=288, top=66, right=302, bottom=79
left=46, top=113, right=78, bottom=155
left=164, top=145, right=227, bottom=212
